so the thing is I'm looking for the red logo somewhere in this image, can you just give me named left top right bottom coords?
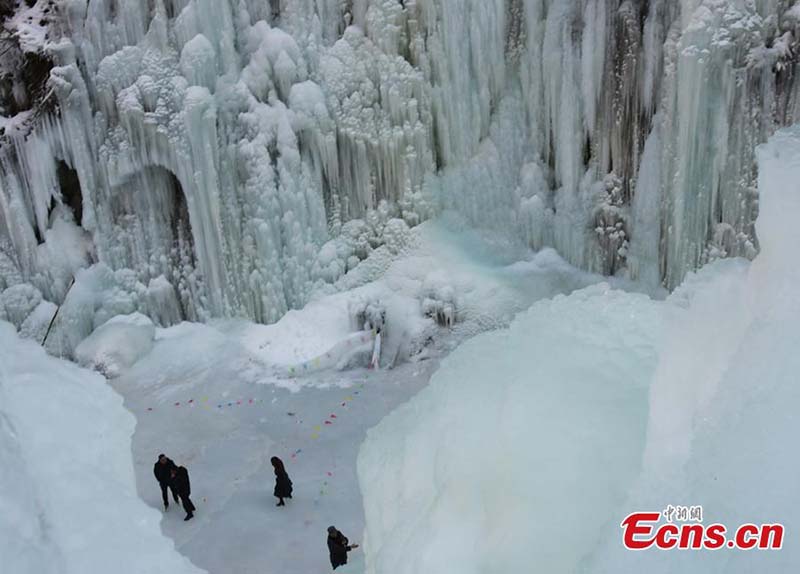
left=621, top=508, right=784, bottom=551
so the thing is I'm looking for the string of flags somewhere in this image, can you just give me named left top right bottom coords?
left=285, top=332, right=376, bottom=377
left=143, top=387, right=363, bottom=415
left=140, top=383, right=366, bottom=501
left=307, top=389, right=362, bottom=441
left=145, top=396, right=266, bottom=412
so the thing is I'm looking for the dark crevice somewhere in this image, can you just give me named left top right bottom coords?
left=0, top=50, right=54, bottom=118
left=0, top=0, right=14, bottom=19
left=431, top=114, right=443, bottom=170
left=33, top=219, right=45, bottom=245
left=57, top=160, right=83, bottom=227
left=167, top=171, right=192, bottom=260
left=269, top=0, right=280, bottom=25
left=33, top=162, right=84, bottom=244
left=505, top=0, right=525, bottom=62
left=340, top=0, right=354, bottom=36
left=164, top=0, right=177, bottom=19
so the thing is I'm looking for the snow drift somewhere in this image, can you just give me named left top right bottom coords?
left=0, top=321, right=204, bottom=574
left=357, top=124, right=800, bottom=573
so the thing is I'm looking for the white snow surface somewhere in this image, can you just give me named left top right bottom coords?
left=0, top=321, right=203, bottom=574
left=95, top=223, right=603, bottom=574
left=356, top=125, right=800, bottom=573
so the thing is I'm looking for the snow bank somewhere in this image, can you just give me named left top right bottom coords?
left=74, top=312, right=156, bottom=377
left=0, top=322, right=203, bottom=574
left=357, top=124, right=800, bottom=573
left=358, top=284, right=662, bottom=574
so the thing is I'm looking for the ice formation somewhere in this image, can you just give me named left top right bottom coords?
left=358, top=283, right=663, bottom=574
left=0, top=320, right=204, bottom=574
left=74, top=311, right=156, bottom=376
left=356, top=124, right=800, bottom=573
left=0, top=1, right=797, bottom=347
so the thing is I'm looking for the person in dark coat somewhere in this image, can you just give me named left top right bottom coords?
left=327, top=526, right=358, bottom=569
left=271, top=456, right=293, bottom=506
left=170, top=465, right=196, bottom=521
left=153, top=454, right=180, bottom=511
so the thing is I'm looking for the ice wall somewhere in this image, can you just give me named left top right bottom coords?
left=0, top=0, right=433, bottom=346
left=422, top=0, right=797, bottom=286
left=357, top=283, right=663, bottom=574
left=356, top=124, right=800, bottom=573
left=0, top=1, right=798, bottom=339
left=0, top=320, right=205, bottom=574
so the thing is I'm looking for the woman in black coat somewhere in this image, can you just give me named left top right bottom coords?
left=271, top=456, right=293, bottom=506
left=327, top=526, right=358, bottom=569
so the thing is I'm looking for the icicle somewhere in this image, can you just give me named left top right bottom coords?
left=2, top=0, right=800, bottom=342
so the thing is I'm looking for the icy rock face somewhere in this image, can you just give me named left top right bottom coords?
left=0, top=0, right=798, bottom=335
left=0, top=321, right=204, bottom=574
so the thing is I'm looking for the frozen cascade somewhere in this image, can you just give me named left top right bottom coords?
left=355, top=124, right=800, bottom=574
left=0, top=0, right=798, bottom=349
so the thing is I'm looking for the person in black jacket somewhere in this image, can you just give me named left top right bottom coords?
left=153, top=454, right=180, bottom=511
left=170, top=465, right=196, bottom=521
left=327, top=526, right=358, bottom=569
left=271, top=456, right=293, bottom=506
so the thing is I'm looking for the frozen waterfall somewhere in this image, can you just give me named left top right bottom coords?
left=355, top=122, right=800, bottom=574
left=1, top=0, right=798, bottom=349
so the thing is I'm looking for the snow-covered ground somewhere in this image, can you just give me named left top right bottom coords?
left=117, top=324, right=438, bottom=574
left=96, top=222, right=603, bottom=574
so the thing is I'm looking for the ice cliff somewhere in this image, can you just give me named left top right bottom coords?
left=0, top=0, right=798, bottom=351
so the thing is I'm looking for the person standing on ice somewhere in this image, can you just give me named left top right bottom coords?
left=170, top=465, right=196, bottom=521
left=327, top=526, right=358, bottom=569
left=153, top=454, right=180, bottom=511
left=271, top=456, right=293, bottom=506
